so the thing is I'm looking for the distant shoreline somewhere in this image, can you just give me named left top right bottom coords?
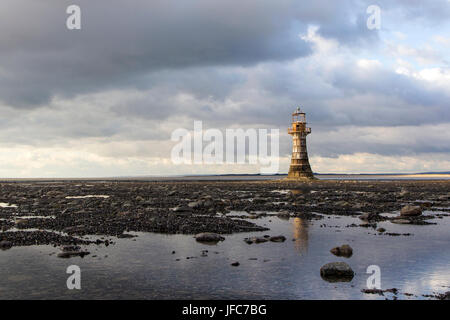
left=0, top=173, right=449, bottom=182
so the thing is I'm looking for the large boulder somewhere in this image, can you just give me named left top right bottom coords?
left=57, top=246, right=90, bottom=258
left=330, top=244, right=353, bottom=258
left=400, top=205, right=422, bottom=217
left=57, top=251, right=90, bottom=258
left=0, top=240, right=12, bottom=250
left=269, top=235, right=286, bottom=242
left=194, top=232, right=225, bottom=243
left=320, top=262, right=354, bottom=282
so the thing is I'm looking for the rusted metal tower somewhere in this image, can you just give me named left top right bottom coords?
left=287, top=107, right=314, bottom=179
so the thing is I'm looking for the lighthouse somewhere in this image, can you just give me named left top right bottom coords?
left=287, top=107, right=314, bottom=179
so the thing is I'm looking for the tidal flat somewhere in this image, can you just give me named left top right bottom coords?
left=0, top=179, right=449, bottom=299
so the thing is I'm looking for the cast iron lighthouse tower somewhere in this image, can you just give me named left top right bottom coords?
left=287, top=107, right=314, bottom=179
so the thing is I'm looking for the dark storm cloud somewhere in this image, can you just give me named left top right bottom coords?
left=1, top=0, right=414, bottom=108
left=0, top=0, right=313, bottom=107
left=1, top=0, right=448, bottom=108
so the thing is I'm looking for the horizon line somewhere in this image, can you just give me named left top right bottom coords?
left=0, top=171, right=449, bottom=180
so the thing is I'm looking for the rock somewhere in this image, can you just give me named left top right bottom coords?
left=335, top=200, right=350, bottom=207
left=231, top=261, right=240, bottom=267
left=320, top=262, right=354, bottom=282
left=359, top=212, right=378, bottom=221
left=359, top=213, right=369, bottom=221
left=437, top=291, right=450, bottom=300
left=400, top=205, right=422, bottom=217
left=122, top=202, right=132, bottom=208
left=0, top=240, right=13, bottom=250
left=377, top=227, right=386, bottom=233
left=135, top=196, right=145, bottom=201
left=419, top=201, right=433, bottom=208
left=277, top=212, right=290, bottom=219
left=245, top=236, right=268, bottom=244
left=173, top=206, right=193, bottom=213
left=188, top=201, right=202, bottom=209
left=385, top=288, right=399, bottom=294
left=63, top=225, right=86, bottom=233
left=391, top=219, right=410, bottom=224
left=398, top=190, right=409, bottom=197
left=57, top=250, right=90, bottom=258
left=359, top=222, right=377, bottom=229
left=203, top=199, right=213, bottom=207
left=269, top=235, right=286, bottom=242
left=250, top=237, right=269, bottom=243
left=330, top=244, right=353, bottom=258
left=194, top=232, right=225, bottom=243
left=15, top=219, right=28, bottom=228
left=61, top=245, right=81, bottom=252
left=361, top=288, right=384, bottom=295
left=117, top=233, right=136, bottom=238
left=46, top=190, right=64, bottom=197
left=352, top=203, right=363, bottom=210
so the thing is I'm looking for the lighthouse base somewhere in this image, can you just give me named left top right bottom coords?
left=286, top=164, right=315, bottom=180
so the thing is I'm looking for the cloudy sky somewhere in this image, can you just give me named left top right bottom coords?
left=0, top=0, right=449, bottom=177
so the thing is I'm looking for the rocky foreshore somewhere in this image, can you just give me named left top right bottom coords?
left=0, top=179, right=449, bottom=248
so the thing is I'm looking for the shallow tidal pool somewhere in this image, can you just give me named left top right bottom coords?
left=0, top=212, right=449, bottom=299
